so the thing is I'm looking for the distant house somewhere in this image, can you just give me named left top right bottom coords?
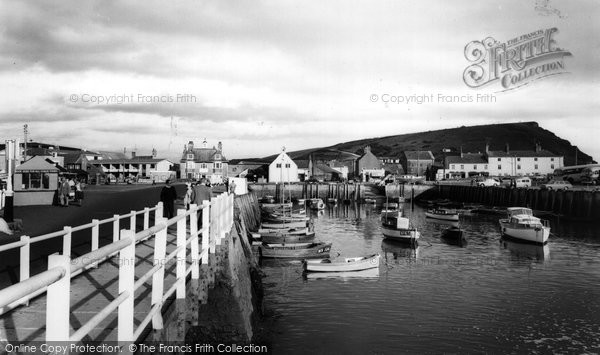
left=295, top=160, right=309, bottom=181
left=443, top=143, right=563, bottom=178
left=401, top=151, right=435, bottom=176
left=91, top=156, right=175, bottom=183
left=356, top=146, right=384, bottom=181
left=13, top=156, right=60, bottom=206
left=180, top=140, right=228, bottom=184
left=269, top=151, right=298, bottom=183
left=228, top=159, right=266, bottom=178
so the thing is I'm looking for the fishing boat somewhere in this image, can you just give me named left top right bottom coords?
left=441, top=226, right=466, bottom=246
left=261, top=220, right=309, bottom=229
left=259, top=242, right=332, bottom=259
left=380, top=213, right=420, bottom=243
left=425, top=208, right=459, bottom=222
left=499, top=207, right=550, bottom=244
left=304, top=267, right=380, bottom=280
left=308, top=198, right=325, bottom=210
left=304, top=254, right=380, bottom=272
left=261, top=231, right=316, bottom=244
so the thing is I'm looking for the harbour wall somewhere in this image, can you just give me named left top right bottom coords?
left=418, top=185, right=600, bottom=221
left=249, top=182, right=432, bottom=201
left=179, top=193, right=265, bottom=345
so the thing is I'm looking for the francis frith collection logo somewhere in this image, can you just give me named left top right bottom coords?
left=463, top=28, right=571, bottom=91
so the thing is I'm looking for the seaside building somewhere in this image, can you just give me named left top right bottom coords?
left=180, top=140, right=228, bottom=184
left=443, top=143, right=564, bottom=178
left=356, top=146, right=385, bottom=181
left=13, top=156, right=60, bottom=206
left=91, top=149, right=175, bottom=183
left=401, top=151, right=435, bottom=177
left=268, top=150, right=299, bottom=183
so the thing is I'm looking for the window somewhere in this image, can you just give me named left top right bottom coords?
left=187, top=154, right=194, bottom=160
left=285, top=163, right=291, bottom=168
left=460, top=165, right=464, bottom=170
left=276, top=163, right=282, bottom=168
left=517, top=158, right=521, bottom=162
left=214, top=163, right=222, bottom=169
left=200, top=163, right=207, bottom=169
left=517, top=165, right=521, bottom=170
left=498, top=165, right=502, bottom=170
left=535, top=164, right=538, bottom=170
left=551, top=164, right=555, bottom=169
left=484, top=165, right=488, bottom=170
left=451, top=164, right=455, bottom=169
left=551, top=158, right=554, bottom=161
left=473, top=165, right=477, bottom=170
left=534, top=158, right=538, bottom=161
left=150, top=164, right=155, bottom=169
left=21, top=172, right=50, bottom=190
left=497, top=158, right=501, bottom=161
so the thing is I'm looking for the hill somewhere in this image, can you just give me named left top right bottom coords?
left=322, top=122, right=591, bottom=166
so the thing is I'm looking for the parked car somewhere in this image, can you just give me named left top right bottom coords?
left=540, top=180, right=573, bottom=191
left=477, top=178, right=500, bottom=187
left=501, top=177, right=532, bottom=188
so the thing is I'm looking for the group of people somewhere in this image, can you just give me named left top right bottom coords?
left=58, top=177, right=84, bottom=207
left=159, top=178, right=213, bottom=219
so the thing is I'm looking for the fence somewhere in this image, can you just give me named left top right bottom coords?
left=0, top=191, right=234, bottom=343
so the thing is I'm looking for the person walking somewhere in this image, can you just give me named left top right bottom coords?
left=193, top=178, right=213, bottom=226
left=60, top=177, right=71, bottom=207
left=160, top=179, right=178, bottom=218
left=74, top=179, right=84, bottom=206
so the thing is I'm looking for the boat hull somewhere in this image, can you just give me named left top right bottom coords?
left=305, top=254, right=380, bottom=272
left=381, top=225, right=420, bottom=242
left=261, top=221, right=308, bottom=229
left=425, top=212, right=459, bottom=221
left=259, top=242, right=332, bottom=259
left=499, top=220, right=550, bottom=244
left=261, top=232, right=316, bottom=244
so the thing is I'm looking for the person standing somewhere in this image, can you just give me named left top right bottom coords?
left=229, top=179, right=236, bottom=195
left=183, top=182, right=195, bottom=210
left=160, top=180, right=178, bottom=218
left=61, top=177, right=71, bottom=207
left=193, top=178, right=213, bottom=226
left=74, top=179, right=84, bottom=206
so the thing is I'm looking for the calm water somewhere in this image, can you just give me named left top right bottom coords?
left=261, top=203, right=600, bottom=354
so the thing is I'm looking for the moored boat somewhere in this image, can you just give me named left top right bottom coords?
left=261, top=220, right=309, bottom=229
left=499, top=207, right=550, bottom=244
left=304, top=254, right=380, bottom=272
left=261, top=231, right=316, bottom=244
left=304, top=267, right=380, bottom=280
left=425, top=208, right=459, bottom=222
left=308, top=198, right=325, bottom=210
left=259, top=242, right=332, bottom=259
left=381, top=213, right=420, bottom=243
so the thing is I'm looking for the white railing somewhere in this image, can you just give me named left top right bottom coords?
left=0, top=191, right=235, bottom=343
left=0, top=188, right=5, bottom=210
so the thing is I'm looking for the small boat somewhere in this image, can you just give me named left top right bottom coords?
left=441, top=226, right=466, bottom=246
left=381, top=213, right=420, bottom=243
left=261, top=231, right=316, bottom=244
left=304, top=254, right=380, bottom=272
left=257, top=226, right=313, bottom=236
left=304, top=267, right=380, bottom=280
left=327, top=197, right=337, bottom=204
left=425, top=208, right=459, bottom=222
left=499, top=207, right=550, bottom=244
left=261, top=220, right=309, bottom=229
left=259, top=242, right=332, bottom=259
left=308, top=198, right=325, bottom=210
left=261, top=202, right=293, bottom=209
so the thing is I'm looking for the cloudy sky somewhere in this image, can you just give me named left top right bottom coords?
left=1, top=0, right=598, bottom=162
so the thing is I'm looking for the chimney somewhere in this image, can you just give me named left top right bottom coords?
left=485, top=142, right=489, bottom=154
left=217, top=141, right=222, bottom=152
left=460, top=146, right=463, bottom=158
left=505, top=143, right=510, bottom=154
left=152, top=148, right=157, bottom=157
left=364, top=146, right=371, bottom=154
left=188, top=141, right=194, bottom=151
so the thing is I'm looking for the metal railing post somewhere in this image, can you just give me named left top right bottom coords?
left=176, top=209, right=186, bottom=298
left=46, top=254, right=71, bottom=341
left=118, top=229, right=136, bottom=341
left=189, top=204, right=199, bottom=278
left=113, top=215, right=120, bottom=243
left=202, top=200, right=210, bottom=263
left=143, top=207, right=150, bottom=230
left=62, top=226, right=72, bottom=257
left=130, top=210, right=136, bottom=232
left=151, top=217, right=167, bottom=330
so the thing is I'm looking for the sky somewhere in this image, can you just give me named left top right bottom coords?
left=0, top=0, right=598, bottom=162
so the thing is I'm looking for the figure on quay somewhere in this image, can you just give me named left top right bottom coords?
left=160, top=179, right=178, bottom=218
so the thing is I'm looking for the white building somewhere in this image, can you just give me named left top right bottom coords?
left=180, top=140, right=228, bottom=184
left=444, top=143, right=563, bottom=178
left=90, top=158, right=175, bottom=182
left=269, top=151, right=299, bottom=183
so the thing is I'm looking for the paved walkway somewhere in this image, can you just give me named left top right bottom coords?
left=0, top=224, right=186, bottom=342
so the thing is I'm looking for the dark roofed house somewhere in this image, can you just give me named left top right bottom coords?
left=180, top=139, right=228, bottom=184
left=401, top=151, right=435, bottom=177
left=356, top=146, right=384, bottom=181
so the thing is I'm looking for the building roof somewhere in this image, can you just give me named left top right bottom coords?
left=182, top=147, right=227, bottom=163
left=487, top=149, right=561, bottom=158
left=15, top=156, right=60, bottom=172
left=446, top=153, right=488, bottom=165
left=404, top=151, right=435, bottom=160
left=314, top=164, right=341, bottom=174
left=91, top=158, right=172, bottom=164
left=295, top=159, right=310, bottom=169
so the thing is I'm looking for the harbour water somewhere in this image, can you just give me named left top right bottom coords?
left=260, top=203, right=600, bottom=354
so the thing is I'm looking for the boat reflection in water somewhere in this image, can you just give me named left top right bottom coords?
left=441, top=227, right=467, bottom=247
left=427, top=219, right=460, bottom=228
left=500, top=237, right=550, bottom=262
left=381, top=239, right=419, bottom=264
left=304, top=267, right=380, bottom=280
